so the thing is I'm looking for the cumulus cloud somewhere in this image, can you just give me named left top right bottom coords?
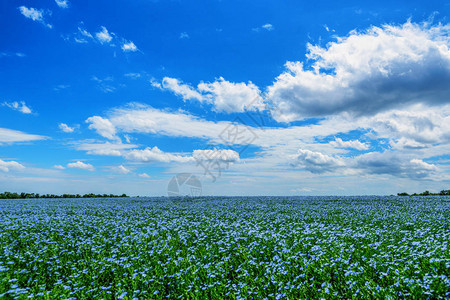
left=0, top=159, right=25, bottom=172
left=95, top=26, right=113, bottom=44
left=157, top=77, right=264, bottom=112
left=160, top=77, right=204, bottom=102
left=370, top=106, right=450, bottom=145
left=330, top=138, right=369, bottom=150
left=124, top=146, right=193, bottom=163
left=122, top=41, right=138, bottom=52
left=112, top=165, right=131, bottom=174
left=18, top=6, right=52, bottom=28
left=86, top=116, right=118, bottom=140
left=53, top=165, right=65, bottom=169
left=198, top=77, right=265, bottom=112
left=267, top=21, right=450, bottom=122
left=355, top=152, right=437, bottom=179
left=59, top=123, right=77, bottom=133
left=55, top=0, right=69, bottom=8
left=290, top=149, right=344, bottom=173
left=3, top=101, right=32, bottom=114
left=0, top=128, right=47, bottom=144
left=67, top=161, right=95, bottom=171
left=138, top=173, right=150, bottom=178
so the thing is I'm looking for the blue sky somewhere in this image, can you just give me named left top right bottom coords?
left=1, top=0, right=449, bottom=196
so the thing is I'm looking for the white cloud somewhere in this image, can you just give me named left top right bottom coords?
left=18, top=6, right=52, bottom=28
left=67, top=161, right=95, bottom=171
left=369, top=106, right=450, bottom=145
left=355, top=152, right=437, bottom=179
left=262, top=24, right=274, bottom=31
left=290, top=149, right=344, bottom=173
left=55, top=0, right=69, bottom=9
left=86, top=116, right=118, bottom=140
left=122, top=41, right=138, bottom=52
left=193, top=148, right=240, bottom=163
left=0, top=128, right=47, bottom=144
left=138, top=173, right=150, bottom=178
left=0, top=52, right=26, bottom=58
left=91, top=76, right=116, bottom=93
left=329, top=138, right=369, bottom=150
left=54, top=84, right=70, bottom=91
left=157, top=77, right=265, bottom=113
left=73, top=26, right=93, bottom=43
left=59, top=123, right=77, bottom=133
left=160, top=77, right=204, bottom=101
left=124, top=146, right=194, bottom=163
left=267, top=21, right=450, bottom=122
left=95, top=26, right=113, bottom=44
left=124, top=73, right=141, bottom=79
left=197, top=77, right=265, bottom=112
left=179, top=32, right=189, bottom=39
left=0, top=159, right=25, bottom=172
left=112, top=165, right=131, bottom=174
left=74, top=141, right=137, bottom=156
left=3, top=101, right=32, bottom=114
left=253, top=23, right=274, bottom=32
left=53, top=165, right=65, bottom=169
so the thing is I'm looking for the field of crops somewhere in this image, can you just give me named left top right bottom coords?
left=0, top=196, right=449, bottom=299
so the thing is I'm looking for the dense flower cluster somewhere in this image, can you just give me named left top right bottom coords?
left=0, top=196, right=449, bottom=299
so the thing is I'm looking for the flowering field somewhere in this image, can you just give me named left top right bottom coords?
left=0, top=196, right=449, bottom=299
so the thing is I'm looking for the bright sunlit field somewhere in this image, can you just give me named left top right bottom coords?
left=1, top=196, right=449, bottom=299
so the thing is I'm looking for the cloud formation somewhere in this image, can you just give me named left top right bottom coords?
left=290, top=149, right=344, bottom=173
left=267, top=22, right=450, bottom=122
left=18, top=6, right=52, bottom=28
left=329, top=138, right=369, bottom=150
left=112, top=165, right=131, bottom=174
left=59, top=123, right=76, bottom=133
left=67, top=161, right=95, bottom=171
left=0, top=159, right=25, bottom=172
left=0, top=128, right=47, bottom=144
left=3, top=101, right=32, bottom=114
left=55, top=0, right=69, bottom=9
left=124, top=147, right=193, bottom=163
left=86, top=116, right=117, bottom=140
left=355, top=152, right=437, bottom=179
left=156, top=77, right=264, bottom=113
left=95, top=26, right=113, bottom=44
left=122, top=41, right=138, bottom=52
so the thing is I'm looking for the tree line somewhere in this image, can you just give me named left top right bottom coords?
left=0, top=192, right=129, bottom=199
left=397, top=190, right=450, bottom=196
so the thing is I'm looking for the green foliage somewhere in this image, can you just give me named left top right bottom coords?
left=0, top=196, right=449, bottom=299
left=0, top=192, right=128, bottom=199
left=398, top=189, right=450, bottom=196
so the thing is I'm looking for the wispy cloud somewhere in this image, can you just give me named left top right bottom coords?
left=111, top=165, right=131, bottom=174
left=252, top=23, right=274, bottom=32
left=122, top=41, right=138, bottom=52
left=18, top=6, right=52, bottom=29
left=0, top=52, right=25, bottom=58
left=179, top=32, right=189, bottom=39
left=2, top=101, right=33, bottom=114
left=55, top=0, right=69, bottom=9
left=95, top=26, right=113, bottom=44
left=0, top=128, right=47, bottom=144
left=67, top=161, right=95, bottom=171
left=59, top=123, right=78, bottom=133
